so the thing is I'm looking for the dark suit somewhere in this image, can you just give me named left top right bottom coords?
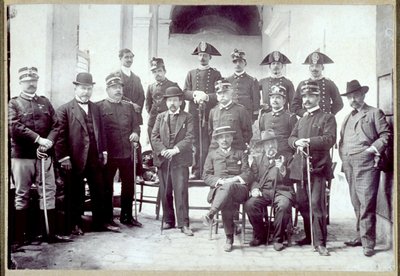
left=203, top=148, right=253, bottom=235
left=55, top=99, right=107, bottom=231
left=288, top=108, right=336, bottom=246
left=120, top=70, right=145, bottom=125
left=245, top=153, right=295, bottom=242
left=339, top=103, right=391, bottom=249
left=151, top=110, right=194, bottom=227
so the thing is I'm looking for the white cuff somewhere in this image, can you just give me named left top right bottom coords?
left=59, top=156, right=70, bottom=163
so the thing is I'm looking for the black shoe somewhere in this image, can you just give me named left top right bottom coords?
left=71, top=225, right=84, bottom=236
left=181, top=226, right=194, bottom=236
left=249, top=238, right=266, bottom=247
left=363, top=247, right=374, bottom=257
left=108, top=220, right=120, bottom=228
left=162, top=222, right=175, bottom=230
left=48, top=235, right=74, bottom=243
left=296, top=238, right=311, bottom=246
left=120, top=217, right=143, bottom=227
left=316, top=245, right=330, bottom=256
left=344, top=238, right=362, bottom=247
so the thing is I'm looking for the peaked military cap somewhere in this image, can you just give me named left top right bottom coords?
left=300, top=80, right=320, bottom=95
left=212, top=126, right=236, bottom=137
left=215, top=79, right=232, bottom=93
left=303, top=51, right=334, bottom=65
left=260, top=51, right=291, bottom=65
left=150, top=57, right=165, bottom=71
left=231, top=49, right=246, bottom=62
left=19, top=66, right=39, bottom=81
left=191, top=41, right=221, bottom=56
left=269, top=85, right=287, bottom=97
left=341, top=80, right=369, bottom=96
left=106, top=72, right=123, bottom=87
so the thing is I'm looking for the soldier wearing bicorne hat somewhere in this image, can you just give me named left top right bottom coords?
left=291, top=51, right=343, bottom=117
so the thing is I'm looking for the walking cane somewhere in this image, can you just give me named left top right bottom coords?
left=40, top=149, right=50, bottom=236
left=198, top=102, right=204, bottom=177
left=132, top=142, right=138, bottom=221
left=160, top=159, right=172, bottom=235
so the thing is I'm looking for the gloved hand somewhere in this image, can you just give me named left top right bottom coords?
left=193, top=90, right=208, bottom=104
left=37, top=137, right=53, bottom=149
left=129, top=132, right=139, bottom=143
left=60, top=159, right=72, bottom=170
left=250, top=188, right=262, bottom=198
left=36, top=147, right=48, bottom=159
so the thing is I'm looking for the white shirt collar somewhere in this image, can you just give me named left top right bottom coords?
left=219, top=101, right=233, bottom=109
left=234, top=71, right=245, bottom=76
left=198, top=65, right=210, bottom=70
left=220, top=147, right=231, bottom=154
left=106, top=97, right=121, bottom=104
left=310, top=75, right=324, bottom=81
left=121, top=66, right=132, bottom=76
left=270, top=73, right=283, bottom=79
left=21, top=92, right=36, bottom=100
left=168, top=109, right=180, bottom=115
left=272, top=107, right=284, bottom=113
left=307, top=106, right=320, bottom=113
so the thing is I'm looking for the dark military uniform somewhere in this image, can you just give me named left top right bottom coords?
left=208, top=102, right=252, bottom=150
left=97, top=99, right=140, bottom=224
left=183, top=67, right=222, bottom=175
left=259, top=109, right=297, bottom=158
left=259, top=76, right=295, bottom=111
left=288, top=108, right=337, bottom=247
left=226, top=73, right=260, bottom=121
left=291, top=78, right=343, bottom=117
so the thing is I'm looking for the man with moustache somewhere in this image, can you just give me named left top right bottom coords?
left=183, top=41, right=222, bottom=179
left=97, top=72, right=142, bottom=228
left=151, top=87, right=194, bottom=236
left=226, top=49, right=260, bottom=122
left=288, top=81, right=336, bottom=256
left=9, top=67, right=72, bottom=249
left=339, top=80, right=391, bottom=257
left=56, top=72, right=119, bottom=235
left=259, top=51, right=295, bottom=112
left=145, top=57, right=183, bottom=141
left=291, top=51, right=343, bottom=117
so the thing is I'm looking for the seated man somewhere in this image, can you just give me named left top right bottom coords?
left=202, top=126, right=253, bottom=252
left=244, top=129, right=295, bottom=251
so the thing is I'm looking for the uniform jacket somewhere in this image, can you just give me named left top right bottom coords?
left=151, top=110, right=194, bottom=168
left=339, top=104, right=391, bottom=170
left=208, top=102, right=252, bottom=150
left=55, top=99, right=107, bottom=173
left=9, top=93, right=59, bottom=159
left=259, top=76, right=295, bottom=111
left=203, top=148, right=253, bottom=203
left=183, top=67, right=222, bottom=120
left=288, top=108, right=336, bottom=180
left=249, top=153, right=295, bottom=201
left=96, top=99, right=140, bottom=159
left=145, top=79, right=185, bottom=128
left=291, top=77, right=343, bottom=117
left=120, top=70, right=145, bottom=125
left=226, top=72, right=260, bottom=118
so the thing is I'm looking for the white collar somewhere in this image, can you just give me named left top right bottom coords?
left=75, top=96, right=89, bottom=103
left=356, top=103, right=365, bottom=112
left=272, top=107, right=284, bottom=113
left=106, top=97, right=121, bottom=104
left=219, top=101, right=233, bottom=109
left=270, top=73, right=283, bottom=79
left=21, top=92, right=36, bottom=100
left=121, top=66, right=132, bottom=76
left=198, top=65, right=210, bottom=70
left=310, top=75, right=324, bottom=81
left=307, top=106, right=320, bottom=113
left=234, top=71, right=245, bottom=76
left=168, top=109, right=180, bottom=115
left=220, top=147, right=231, bottom=154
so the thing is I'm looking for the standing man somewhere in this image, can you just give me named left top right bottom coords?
left=244, top=129, right=295, bottom=251
left=9, top=67, right=72, bottom=249
left=226, top=49, right=260, bottom=122
left=339, top=80, right=391, bottom=257
left=145, top=57, right=183, bottom=141
left=259, top=51, right=295, bottom=112
left=208, top=79, right=252, bottom=151
left=97, top=72, right=142, bottom=228
left=288, top=81, right=336, bottom=256
left=183, top=41, right=222, bottom=179
left=151, top=87, right=194, bottom=236
left=291, top=51, right=343, bottom=117
left=56, top=72, right=119, bottom=234
left=202, top=126, right=253, bottom=252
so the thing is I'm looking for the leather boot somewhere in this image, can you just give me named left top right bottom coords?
left=43, top=209, right=73, bottom=243
left=12, top=209, right=27, bottom=251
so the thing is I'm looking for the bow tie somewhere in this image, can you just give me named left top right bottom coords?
left=351, top=109, right=359, bottom=116
left=77, top=100, right=89, bottom=105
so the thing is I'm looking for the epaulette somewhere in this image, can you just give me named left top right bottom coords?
left=121, top=99, right=134, bottom=106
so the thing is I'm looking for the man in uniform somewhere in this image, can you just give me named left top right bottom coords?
left=145, top=57, right=183, bottom=141
left=9, top=67, right=72, bottom=249
left=291, top=51, right=343, bottom=117
left=245, top=129, right=295, bottom=251
left=56, top=72, right=119, bottom=235
left=183, top=41, right=222, bottom=179
left=202, top=126, right=253, bottom=252
left=288, top=81, right=336, bottom=256
left=259, top=85, right=297, bottom=160
left=208, top=79, right=252, bottom=151
left=226, top=49, right=260, bottom=122
left=151, top=87, right=194, bottom=236
left=97, top=72, right=142, bottom=228
left=339, top=80, right=391, bottom=257
left=259, top=51, right=295, bottom=112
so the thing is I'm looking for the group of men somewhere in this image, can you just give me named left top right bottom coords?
left=9, top=41, right=391, bottom=259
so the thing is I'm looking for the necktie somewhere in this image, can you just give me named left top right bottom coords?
left=351, top=109, right=358, bottom=116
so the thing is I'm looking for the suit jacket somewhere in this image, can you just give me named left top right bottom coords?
left=203, top=148, right=253, bottom=203
left=151, top=110, right=194, bottom=168
left=339, top=103, right=391, bottom=170
left=120, top=70, right=145, bottom=125
left=55, top=99, right=107, bottom=173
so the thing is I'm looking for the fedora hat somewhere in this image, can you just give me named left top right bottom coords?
left=255, top=129, right=279, bottom=146
left=212, top=126, right=236, bottom=137
left=73, top=72, right=95, bottom=85
left=260, top=51, right=291, bottom=65
left=163, top=86, right=183, bottom=98
left=341, top=80, right=369, bottom=96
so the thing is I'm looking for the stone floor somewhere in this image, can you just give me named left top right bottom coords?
left=8, top=173, right=397, bottom=274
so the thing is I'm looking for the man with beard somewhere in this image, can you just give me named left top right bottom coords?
left=183, top=41, right=222, bottom=179
left=226, top=49, right=260, bottom=122
left=291, top=51, right=343, bottom=117
left=259, top=51, right=295, bottom=112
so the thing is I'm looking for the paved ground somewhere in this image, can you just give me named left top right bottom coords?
left=8, top=173, right=396, bottom=273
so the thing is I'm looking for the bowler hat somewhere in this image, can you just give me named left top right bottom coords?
left=231, top=49, right=246, bottom=62
left=340, top=80, right=369, bottom=96
left=303, top=51, right=333, bottom=65
left=150, top=57, right=165, bottom=71
left=163, top=86, right=183, bottom=98
left=73, top=72, right=95, bottom=85
left=19, top=66, right=39, bottom=81
left=212, top=126, right=236, bottom=137
left=192, top=41, right=221, bottom=56
left=260, top=51, right=291, bottom=65
left=255, top=129, right=279, bottom=146
left=215, top=79, right=232, bottom=93
left=269, top=85, right=287, bottom=97
left=300, top=80, right=320, bottom=96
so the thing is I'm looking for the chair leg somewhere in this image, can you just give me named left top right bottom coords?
left=139, top=184, right=144, bottom=212
left=155, top=187, right=161, bottom=220
left=241, top=205, right=246, bottom=245
left=215, top=212, right=219, bottom=234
